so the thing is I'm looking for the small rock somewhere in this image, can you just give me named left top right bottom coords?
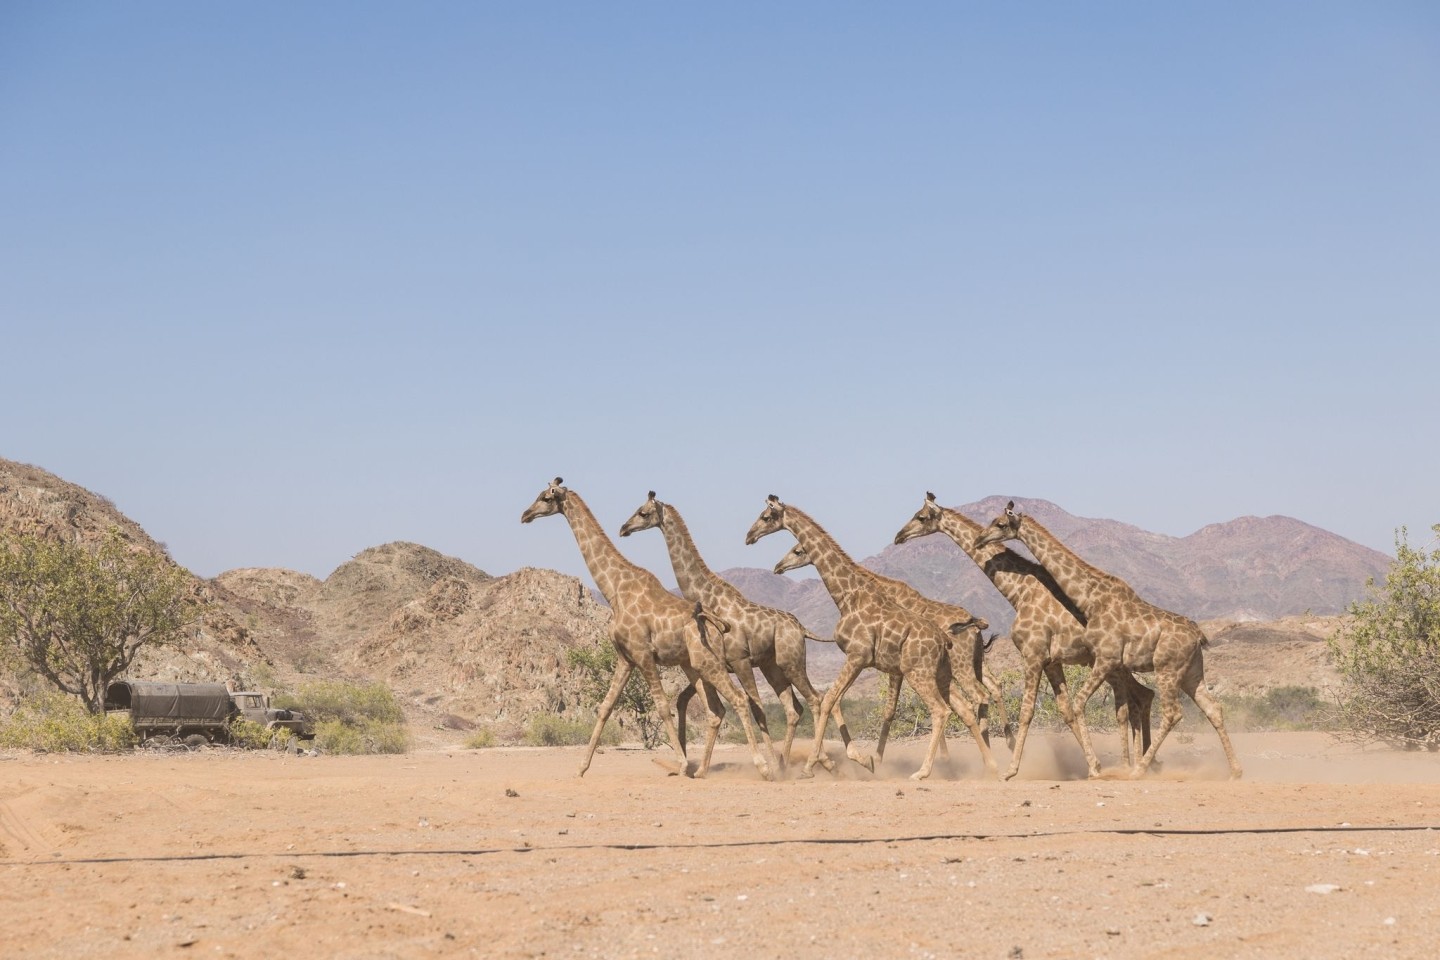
left=1192, top=912, right=1212, bottom=926
left=1105, top=928, right=1121, bottom=936
left=504, top=788, right=519, bottom=798
left=1008, top=947, right=1024, bottom=959
left=1384, top=917, right=1396, bottom=926
left=1306, top=884, right=1342, bottom=894
left=289, top=866, right=306, bottom=880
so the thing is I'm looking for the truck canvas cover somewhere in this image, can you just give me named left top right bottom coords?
left=105, top=682, right=234, bottom=721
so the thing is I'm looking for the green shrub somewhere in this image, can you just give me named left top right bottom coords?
left=227, top=718, right=299, bottom=750
left=313, top=718, right=409, bottom=755
left=0, top=693, right=136, bottom=752
left=566, top=643, right=664, bottom=748
left=275, top=680, right=404, bottom=725
left=1217, top=686, right=1330, bottom=731
left=1329, top=525, right=1440, bottom=747
left=463, top=727, right=497, bottom=749
left=524, top=713, right=615, bottom=747
left=275, top=681, right=408, bottom=755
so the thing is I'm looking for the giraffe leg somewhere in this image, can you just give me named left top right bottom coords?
left=945, top=657, right=998, bottom=775
left=759, top=662, right=800, bottom=771
left=944, top=676, right=999, bottom=778
left=1046, top=662, right=1091, bottom=772
left=906, top=669, right=952, bottom=781
left=1114, top=672, right=1155, bottom=769
left=676, top=666, right=723, bottom=778
left=1002, top=664, right=1046, bottom=781
left=782, top=668, right=835, bottom=771
left=693, top=648, right=777, bottom=781
left=578, top=657, right=633, bottom=777
left=673, top=678, right=698, bottom=757
left=1130, top=673, right=1156, bottom=761
left=1109, top=677, right=1133, bottom=767
left=804, top=658, right=870, bottom=778
left=1130, top=672, right=1183, bottom=779
left=984, top=666, right=1015, bottom=750
left=694, top=676, right=726, bottom=779
left=874, top=673, right=904, bottom=763
left=1181, top=669, right=1242, bottom=780
left=1067, top=667, right=1113, bottom=779
left=730, top=656, right=781, bottom=772
left=636, top=659, right=691, bottom=777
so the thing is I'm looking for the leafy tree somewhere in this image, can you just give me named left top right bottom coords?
left=565, top=642, right=664, bottom=748
left=1329, top=525, right=1440, bottom=748
left=0, top=528, right=201, bottom=713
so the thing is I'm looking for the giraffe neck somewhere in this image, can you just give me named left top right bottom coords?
left=1013, top=515, right=1113, bottom=614
left=561, top=492, right=647, bottom=604
left=657, top=504, right=732, bottom=604
left=939, top=508, right=1033, bottom=606
left=783, top=506, right=870, bottom=605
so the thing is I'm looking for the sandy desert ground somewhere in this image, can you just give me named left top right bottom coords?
left=4, top=731, right=1440, bottom=959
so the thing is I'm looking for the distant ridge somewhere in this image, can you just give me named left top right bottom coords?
left=717, top=495, right=1390, bottom=640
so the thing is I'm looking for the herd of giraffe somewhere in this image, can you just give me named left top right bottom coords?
left=520, top=478, right=1243, bottom=784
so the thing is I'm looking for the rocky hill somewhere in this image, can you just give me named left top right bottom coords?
left=0, top=458, right=614, bottom=739
left=0, top=458, right=269, bottom=698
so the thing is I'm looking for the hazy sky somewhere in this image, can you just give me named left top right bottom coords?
left=3, top=3, right=1436, bottom=587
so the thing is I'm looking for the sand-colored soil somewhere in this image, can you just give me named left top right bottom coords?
left=4, top=732, right=1440, bottom=959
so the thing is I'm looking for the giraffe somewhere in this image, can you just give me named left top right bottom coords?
left=974, top=501, right=1242, bottom=779
left=619, top=491, right=841, bottom=772
left=521, top=478, right=779, bottom=780
left=747, top=495, right=999, bottom=780
left=893, top=492, right=1155, bottom=779
left=771, top=541, right=1008, bottom=762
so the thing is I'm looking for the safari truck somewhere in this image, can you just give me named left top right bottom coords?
left=103, top=681, right=313, bottom=747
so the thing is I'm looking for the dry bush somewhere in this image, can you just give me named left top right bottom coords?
left=0, top=692, right=136, bottom=752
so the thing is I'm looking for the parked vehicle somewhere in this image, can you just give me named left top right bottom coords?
left=103, top=681, right=313, bottom=746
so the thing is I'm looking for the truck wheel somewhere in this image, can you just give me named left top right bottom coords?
left=183, top=734, right=210, bottom=749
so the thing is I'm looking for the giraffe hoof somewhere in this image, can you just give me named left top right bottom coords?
left=817, top=754, right=836, bottom=773
left=797, top=766, right=816, bottom=780
left=1001, top=768, right=1019, bottom=782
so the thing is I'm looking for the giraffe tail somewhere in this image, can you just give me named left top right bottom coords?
left=803, top=632, right=836, bottom=645
left=691, top=602, right=731, bottom=636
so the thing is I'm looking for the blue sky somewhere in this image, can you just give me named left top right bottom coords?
left=3, top=2, right=1436, bottom=585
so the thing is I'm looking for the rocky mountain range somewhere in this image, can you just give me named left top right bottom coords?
left=0, top=458, right=1392, bottom=733
left=718, top=495, right=1390, bottom=641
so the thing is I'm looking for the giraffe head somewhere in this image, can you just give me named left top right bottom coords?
left=520, top=477, right=568, bottom=524
left=618, top=491, right=665, bottom=538
left=973, top=500, right=1023, bottom=549
left=744, top=495, right=786, bottom=545
left=893, top=491, right=943, bottom=545
left=772, top=542, right=812, bottom=575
